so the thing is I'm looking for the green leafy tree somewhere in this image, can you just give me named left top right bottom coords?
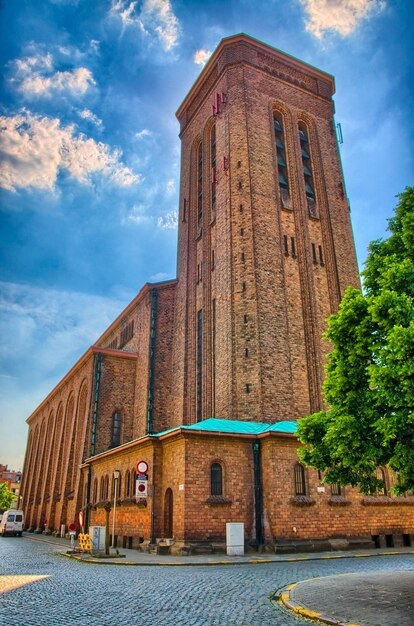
left=298, top=187, right=414, bottom=495
left=0, top=482, right=16, bottom=510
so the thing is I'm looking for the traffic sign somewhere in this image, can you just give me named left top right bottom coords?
left=68, top=523, right=76, bottom=531
left=136, top=478, right=148, bottom=497
left=136, top=460, right=148, bottom=474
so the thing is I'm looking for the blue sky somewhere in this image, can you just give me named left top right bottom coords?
left=1, top=0, right=413, bottom=471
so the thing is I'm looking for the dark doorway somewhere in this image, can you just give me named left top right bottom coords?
left=164, top=488, right=173, bottom=538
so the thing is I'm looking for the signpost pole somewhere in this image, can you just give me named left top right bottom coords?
left=112, top=470, right=120, bottom=549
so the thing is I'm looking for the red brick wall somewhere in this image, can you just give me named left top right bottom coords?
left=261, top=436, right=414, bottom=541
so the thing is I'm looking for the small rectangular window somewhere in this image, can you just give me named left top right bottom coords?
left=318, top=245, right=324, bottom=266
left=211, top=250, right=215, bottom=271
left=246, top=383, right=251, bottom=393
left=312, top=243, right=317, bottom=264
left=283, top=235, right=289, bottom=256
left=291, top=236, right=296, bottom=258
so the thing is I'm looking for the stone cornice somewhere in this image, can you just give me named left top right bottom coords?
left=176, top=33, right=335, bottom=132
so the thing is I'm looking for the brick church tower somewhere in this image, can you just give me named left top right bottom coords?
left=22, top=34, right=414, bottom=549
left=171, top=34, right=359, bottom=426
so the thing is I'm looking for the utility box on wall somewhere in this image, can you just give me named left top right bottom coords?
left=89, top=525, right=106, bottom=551
left=226, top=522, right=244, bottom=556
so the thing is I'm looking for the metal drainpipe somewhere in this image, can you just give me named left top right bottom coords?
left=253, top=441, right=264, bottom=547
left=84, top=466, right=92, bottom=532
left=146, top=289, right=158, bottom=435
left=90, top=352, right=103, bottom=457
left=85, top=352, right=102, bottom=531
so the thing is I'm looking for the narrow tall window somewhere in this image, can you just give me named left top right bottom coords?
left=212, top=299, right=216, bottom=416
left=130, top=469, right=136, bottom=497
left=211, top=125, right=217, bottom=216
left=331, top=483, right=342, bottom=496
left=210, top=462, right=223, bottom=496
left=125, top=470, right=130, bottom=498
left=318, top=245, right=324, bottom=266
left=312, top=243, right=317, bottom=263
left=197, top=309, right=203, bottom=421
left=111, top=412, right=121, bottom=448
left=294, top=463, right=307, bottom=496
left=274, top=113, right=289, bottom=193
left=299, top=123, right=317, bottom=217
left=197, top=142, right=203, bottom=229
left=92, top=478, right=98, bottom=503
left=283, top=235, right=289, bottom=256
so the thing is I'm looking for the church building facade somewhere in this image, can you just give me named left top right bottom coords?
left=21, top=34, right=414, bottom=552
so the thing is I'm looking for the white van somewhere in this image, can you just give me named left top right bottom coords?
left=0, top=510, right=24, bottom=536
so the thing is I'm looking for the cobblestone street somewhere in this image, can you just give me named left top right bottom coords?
left=0, top=537, right=413, bottom=626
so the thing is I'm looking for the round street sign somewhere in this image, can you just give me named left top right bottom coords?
left=68, top=523, right=76, bottom=531
left=136, top=460, right=148, bottom=474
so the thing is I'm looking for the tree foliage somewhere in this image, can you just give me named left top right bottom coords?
left=298, top=187, right=414, bottom=495
left=0, top=482, right=16, bottom=510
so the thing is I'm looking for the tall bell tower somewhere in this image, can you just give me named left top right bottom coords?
left=171, top=34, right=359, bottom=426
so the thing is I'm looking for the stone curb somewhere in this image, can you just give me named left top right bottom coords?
left=58, top=548, right=414, bottom=568
left=276, top=580, right=355, bottom=626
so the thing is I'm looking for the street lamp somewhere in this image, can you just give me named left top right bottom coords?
left=111, top=470, right=120, bottom=549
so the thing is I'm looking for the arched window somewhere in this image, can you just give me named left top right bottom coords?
left=377, top=468, right=388, bottom=496
left=298, top=123, right=317, bottom=217
left=294, top=463, right=307, bottom=496
left=197, top=142, right=203, bottom=228
left=92, top=478, right=98, bottom=503
left=274, top=113, right=289, bottom=193
left=125, top=470, right=130, bottom=498
left=331, top=483, right=342, bottom=496
left=211, top=125, right=217, bottom=216
left=112, top=473, right=122, bottom=499
left=104, top=475, right=109, bottom=500
left=111, top=412, right=122, bottom=448
left=99, top=476, right=105, bottom=501
left=130, top=469, right=136, bottom=497
left=210, top=462, right=223, bottom=496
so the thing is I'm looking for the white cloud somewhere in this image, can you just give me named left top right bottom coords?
left=0, top=110, right=140, bottom=192
left=124, top=203, right=153, bottom=225
left=157, top=210, right=178, bottom=229
left=135, top=128, right=152, bottom=139
left=21, top=66, right=94, bottom=97
left=123, top=205, right=178, bottom=230
left=300, top=0, right=386, bottom=38
left=110, top=0, right=180, bottom=51
left=77, top=108, right=103, bottom=128
left=10, top=51, right=96, bottom=98
left=166, top=179, right=175, bottom=194
left=150, top=272, right=169, bottom=282
left=194, top=49, right=212, bottom=66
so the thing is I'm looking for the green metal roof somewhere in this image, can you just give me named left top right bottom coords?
left=155, top=417, right=298, bottom=438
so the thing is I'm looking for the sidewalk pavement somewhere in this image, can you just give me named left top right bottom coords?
left=278, top=569, right=414, bottom=626
left=23, top=533, right=414, bottom=567
left=24, top=534, right=414, bottom=626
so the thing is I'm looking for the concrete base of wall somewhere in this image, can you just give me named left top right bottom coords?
left=274, top=535, right=376, bottom=554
